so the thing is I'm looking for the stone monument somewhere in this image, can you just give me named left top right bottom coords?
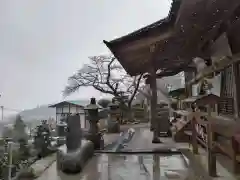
left=56, top=114, right=94, bottom=173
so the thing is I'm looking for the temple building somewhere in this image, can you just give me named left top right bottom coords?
left=104, top=0, right=240, bottom=176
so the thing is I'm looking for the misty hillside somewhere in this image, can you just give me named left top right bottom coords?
left=19, top=105, right=56, bottom=122
left=0, top=105, right=56, bottom=134
left=0, top=99, right=101, bottom=134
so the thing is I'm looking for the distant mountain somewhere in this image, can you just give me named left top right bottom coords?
left=1, top=99, right=91, bottom=133
left=0, top=115, right=16, bottom=135
left=19, top=105, right=56, bottom=122
left=0, top=105, right=55, bottom=136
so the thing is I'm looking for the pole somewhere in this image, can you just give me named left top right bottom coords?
left=1, top=106, right=3, bottom=121
left=8, top=141, right=13, bottom=180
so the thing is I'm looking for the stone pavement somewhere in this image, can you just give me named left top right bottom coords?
left=30, top=153, right=56, bottom=178
left=36, top=123, right=240, bottom=180
left=122, top=124, right=189, bottom=152
left=37, top=153, right=192, bottom=180
left=102, top=133, right=120, bottom=147
left=120, top=125, right=240, bottom=179
left=35, top=124, right=192, bottom=180
left=31, top=132, right=120, bottom=179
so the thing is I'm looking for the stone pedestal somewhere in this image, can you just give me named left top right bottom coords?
left=57, top=140, right=94, bottom=173
left=84, top=132, right=104, bottom=150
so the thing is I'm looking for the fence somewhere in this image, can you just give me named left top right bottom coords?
left=189, top=111, right=240, bottom=176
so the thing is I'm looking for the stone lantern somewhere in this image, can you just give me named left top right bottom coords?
left=84, top=97, right=104, bottom=150
left=107, top=99, right=120, bottom=133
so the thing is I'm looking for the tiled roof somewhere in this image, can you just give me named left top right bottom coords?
left=104, top=0, right=182, bottom=46
left=67, top=100, right=89, bottom=106
left=103, top=0, right=183, bottom=76
left=49, top=100, right=89, bottom=108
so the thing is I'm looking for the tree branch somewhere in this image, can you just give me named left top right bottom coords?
left=128, top=74, right=143, bottom=108
left=106, top=57, right=119, bottom=95
left=64, top=54, right=145, bottom=110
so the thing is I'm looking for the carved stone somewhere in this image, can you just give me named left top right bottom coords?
left=56, top=140, right=94, bottom=173
left=65, top=115, right=82, bottom=150
left=56, top=114, right=94, bottom=173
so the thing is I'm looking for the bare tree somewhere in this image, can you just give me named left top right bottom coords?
left=63, top=55, right=143, bottom=119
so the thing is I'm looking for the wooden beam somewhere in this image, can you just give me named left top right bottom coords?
left=123, top=56, right=189, bottom=77
left=188, top=53, right=240, bottom=85
left=156, top=64, right=194, bottom=78
left=117, top=30, right=174, bottom=54
left=119, top=45, right=186, bottom=66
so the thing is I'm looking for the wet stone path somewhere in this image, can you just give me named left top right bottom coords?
left=37, top=153, right=191, bottom=180
left=36, top=125, right=211, bottom=180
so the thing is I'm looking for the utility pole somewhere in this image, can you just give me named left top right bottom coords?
left=1, top=106, right=3, bottom=121
left=0, top=94, right=3, bottom=121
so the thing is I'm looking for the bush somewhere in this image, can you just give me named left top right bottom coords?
left=98, top=99, right=111, bottom=108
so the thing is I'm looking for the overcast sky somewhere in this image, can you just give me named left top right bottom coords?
left=0, top=0, right=171, bottom=112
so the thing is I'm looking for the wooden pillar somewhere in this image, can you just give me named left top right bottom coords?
left=149, top=44, right=161, bottom=143
left=232, top=63, right=240, bottom=118
left=191, top=113, right=198, bottom=154
left=150, top=67, right=160, bottom=142
left=206, top=105, right=217, bottom=177
left=153, top=154, right=160, bottom=180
